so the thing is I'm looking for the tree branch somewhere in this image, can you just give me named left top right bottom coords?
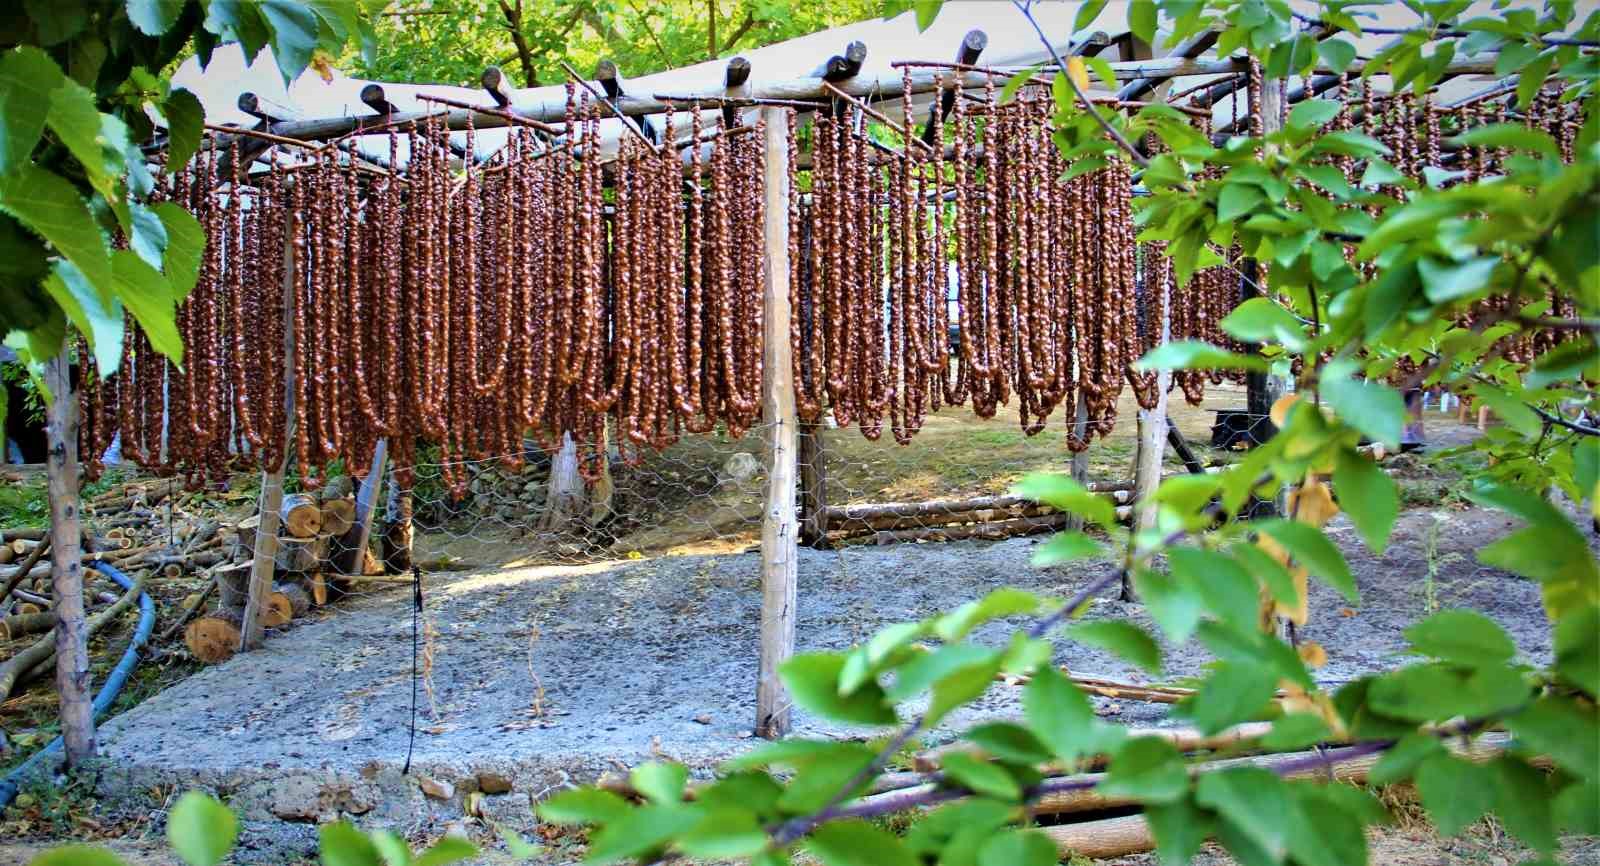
left=722, top=10, right=760, bottom=52
left=1013, top=0, right=1151, bottom=169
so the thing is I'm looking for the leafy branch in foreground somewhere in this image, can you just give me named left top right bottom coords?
left=525, top=1, right=1600, bottom=864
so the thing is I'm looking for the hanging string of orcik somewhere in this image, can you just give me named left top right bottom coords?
left=795, top=73, right=1146, bottom=452
left=80, top=85, right=770, bottom=494
left=79, top=69, right=1586, bottom=489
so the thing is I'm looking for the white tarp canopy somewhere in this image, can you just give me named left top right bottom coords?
left=172, top=1, right=1528, bottom=168
left=172, top=2, right=1104, bottom=166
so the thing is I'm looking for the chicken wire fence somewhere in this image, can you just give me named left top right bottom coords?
left=385, top=383, right=1280, bottom=574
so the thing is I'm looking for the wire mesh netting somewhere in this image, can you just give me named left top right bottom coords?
left=393, top=383, right=1288, bottom=575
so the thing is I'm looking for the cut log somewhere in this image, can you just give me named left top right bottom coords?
left=866, top=507, right=1134, bottom=545
left=279, top=493, right=324, bottom=538
left=319, top=474, right=355, bottom=502
left=320, top=498, right=356, bottom=537
left=833, top=502, right=1063, bottom=534
left=0, top=611, right=54, bottom=641
left=235, top=514, right=261, bottom=551
left=262, top=593, right=294, bottom=628
left=274, top=534, right=327, bottom=574
left=1044, top=815, right=1152, bottom=860
left=0, top=571, right=144, bottom=701
left=381, top=484, right=413, bottom=573
left=0, top=534, right=50, bottom=608
left=308, top=572, right=328, bottom=606
left=276, top=582, right=311, bottom=618
left=824, top=485, right=1133, bottom=523
left=184, top=613, right=242, bottom=664
left=215, top=561, right=253, bottom=611
left=0, top=528, right=47, bottom=543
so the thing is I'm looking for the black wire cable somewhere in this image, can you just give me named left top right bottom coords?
left=402, top=565, right=422, bottom=774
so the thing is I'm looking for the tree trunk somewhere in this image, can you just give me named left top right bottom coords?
left=539, top=432, right=587, bottom=533
left=381, top=477, right=413, bottom=573
left=44, top=349, right=94, bottom=765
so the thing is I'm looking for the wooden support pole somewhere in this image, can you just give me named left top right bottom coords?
left=757, top=106, right=798, bottom=740
left=921, top=30, right=987, bottom=144
left=1125, top=42, right=1175, bottom=601
left=351, top=440, right=386, bottom=566
left=43, top=347, right=93, bottom=765
left=1066, top=396, right=1092, bottom=533
left=798, top=421, right=828, bottom=547
left=242, top=209, right=296, bottom=651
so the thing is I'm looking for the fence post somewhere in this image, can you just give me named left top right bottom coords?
left=243, top=208, right=295, bottom=651
left=757, top=106, right=799, bottom=739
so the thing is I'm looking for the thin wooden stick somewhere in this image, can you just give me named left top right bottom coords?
left=559, top=60, right=657, bottom=149
left=414, top=94, right=565, bottom=135
left=819, top=81, right=935, bottom=153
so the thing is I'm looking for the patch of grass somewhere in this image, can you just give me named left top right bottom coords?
left=0, top=477, right=48, bottom=527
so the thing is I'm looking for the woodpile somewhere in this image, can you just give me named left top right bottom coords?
left=0, top=470, right=394, bottom=678
left=823, top=481, right=1136, bottom=545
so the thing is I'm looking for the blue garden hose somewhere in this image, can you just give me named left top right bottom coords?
left=0, top=561, right=156, bottom=806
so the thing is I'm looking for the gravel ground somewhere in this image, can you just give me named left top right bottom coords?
left=73, top=503, right=1559, bottom=862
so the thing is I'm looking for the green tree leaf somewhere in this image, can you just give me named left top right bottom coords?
left=1316, top=38, right=1357, bottom=73
left=1554, top=604, right=1600, bottom=697
left=940, top=752, right=1022, bottom=801
left=42, top=259, right=122, bottom=372
left=0, top=47, right=64, bottom=173
left=1146, top=798, right=1213, bottom=865
left=1403, top=609, right=1515, bottom=667
left=912, top=0, right=943, bottom=32
left=1024, top=665, right=1124, bottom=765
left=1073, top=0, right=1108, bottom=32
left=1195, top=767, right=1291, bottom=860
left=779, top=652, right=897, bottom=726
left=152, top=201, right=203, bottom=300
left=1319, top=358, right=1405, bottom=448
left=1494, top=758, right=1557, bottom=853
left=162, top=88, right=205, bottom=174
left=0, top=163, right=112, bottom=299
left=1217, top=182, right=1265, bottom=222
left=1012, top=474, right=1116, bottom=529
left=1031, top=530, right=1103, bottom=566
left=963, top=722, right=1053, bottom=765
left=110, top=249, right=182, bottom=364
left=677, top=808, right=769, bottom=859
left=126, top=0, right=186, bottom=35
left=631, top=762, right=688, bottom=805
left=260, top=0, right=322, bottom=84
left=1258, top=518, right=1358, bottom=602
left=412, top=837, right=477, bottom=866
left=167, top=791, right=239, bottom=866
left=1168, top=546, right=1260, bottom=632
left=1099, top=737, right=1187, bottom=804
left=1176, top=662, right=1277, bottom=734
left=1415, top=753, right=1496, bottom=837
left=1505, top=696, right=1599, bottom=779
left=1134, top=340, right=1268, bottom=373
left=1128, top=1, right=1158, bottom=46
left=45, top=76, right=128, bottom=200
left=1332, top=448, right=1397, bottom=555
left=807, top=819, right=919, bottom=866
left=319, top=822, right=382, bottom=866
left=1067, top=620, right=1162, bottom=674
left=584, top=804, right=701, bottom=864
left=1417, top=255, right=1499, bottom=304
left=25, top=846, right=128, bottom=866
left=536, top=788, right=631, bottom=824
left=977, top=828, right=1057, bottom=866
left=1219, top=297, right=1304, bottom=348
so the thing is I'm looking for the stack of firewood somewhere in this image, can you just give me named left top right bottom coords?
left=180, top=475, right=385, bottom=664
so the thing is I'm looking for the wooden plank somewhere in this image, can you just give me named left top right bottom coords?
left=242, top=208, right=296, bottom=651
left=756, top=106, right=799, bottom=740
left=347, top=439, right=387, bottom=571
left=43, top=347, right=94, bottom=764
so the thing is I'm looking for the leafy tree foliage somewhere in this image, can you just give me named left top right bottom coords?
left=0, top=0, right=374, bottom=395
left=350, top=0, right=883, bottom=88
